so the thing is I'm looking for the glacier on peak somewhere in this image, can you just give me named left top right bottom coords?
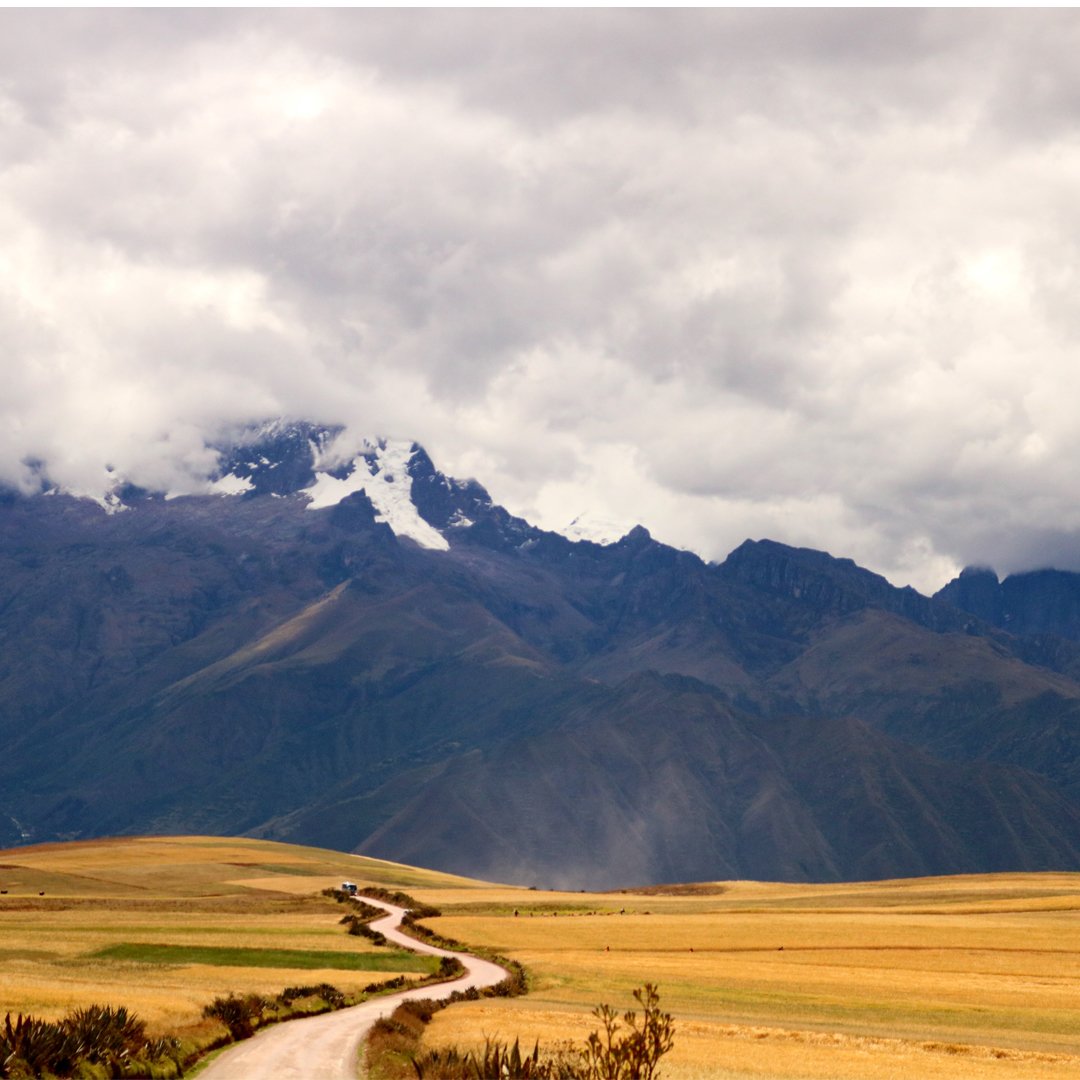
left=201, top=424, right=454, bottom=551
left=300, top=437, right=450, bottom=552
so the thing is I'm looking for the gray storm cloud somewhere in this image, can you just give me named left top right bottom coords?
left=1, top=9, right=1079, bottom=592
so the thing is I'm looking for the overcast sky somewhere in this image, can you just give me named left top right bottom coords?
left=5, top=10, right=1080, bottom=592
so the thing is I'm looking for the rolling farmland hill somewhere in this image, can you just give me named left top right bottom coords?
left=1, top=836, right=1078, bottom=1079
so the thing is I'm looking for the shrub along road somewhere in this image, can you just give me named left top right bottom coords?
left=198, top=898, right=509, bottom=1079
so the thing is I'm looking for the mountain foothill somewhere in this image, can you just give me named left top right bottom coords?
left=3, top=422, right=1080, bottom=889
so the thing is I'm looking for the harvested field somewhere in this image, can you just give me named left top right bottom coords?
left=416, top=874, right=1080, bottom=1079
left=3, top=839, right=1079, bottom=1077
left=0, top=835, right=474, bottom=1031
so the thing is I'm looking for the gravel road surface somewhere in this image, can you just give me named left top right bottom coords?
left=198, top=898, right=508, bottom=1079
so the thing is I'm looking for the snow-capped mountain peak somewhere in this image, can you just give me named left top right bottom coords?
left=202, top=423, right=485, bottom=552
left=20, top=418, right=539, bottom=557
left=207, top=420, right=338, bottom=499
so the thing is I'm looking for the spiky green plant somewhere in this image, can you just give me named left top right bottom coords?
left=202, top=993, right=268, bottom=1041
left=63, top=1003, right=147, bottom=1064
left=1, top=1012, right=81, bottom=1078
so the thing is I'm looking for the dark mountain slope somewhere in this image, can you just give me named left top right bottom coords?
left=9, top=507, right=1080, bottom=886
left=719, top=538, right=971, bottom=636
left=6, top=571, right=552, bottom=837
left=0, top=489, right=391, bottom=716
left=710, top=543, right=1080, bottom=795
left=937, top=565, right=1080, bottom=643
left=349, top=674, right=1080, bottom=889
left=5, top=425, right=1080, bottom=884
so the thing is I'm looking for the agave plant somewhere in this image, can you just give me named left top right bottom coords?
left=411, top=1044, right=471, bottom=1079
left=63, top=1003, right=147, bottom=1064
left=413, top=1037, right=555, bottom=1079
left=1, top=1012, right=82, bottom=1078
left=475, top=1036, right=546, bottom=1078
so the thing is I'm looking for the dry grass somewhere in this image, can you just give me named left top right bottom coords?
left=417, top=1002, right=1080, bottom=1080
left=0, top=835, right=472, bottom=1032
left=4, top=839, right=1080, bottom=1077
left=413, top=874, right=1080, bottom=1079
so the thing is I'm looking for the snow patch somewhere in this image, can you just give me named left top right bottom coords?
left=562, top=512, right=633, bottom=546
left=208, top=472, right=255, bottom=496
left=360, top=440, right=451, bottom=551
left=302, top=464, right=370, bottom=509
left=54, top=485, right=129, bottom=513
left=93, top=491, right=130, bottom=515
left=302, top=438, right=450, bottom=552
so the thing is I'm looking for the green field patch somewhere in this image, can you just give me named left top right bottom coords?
left=91, top=942, right=437, bottom=972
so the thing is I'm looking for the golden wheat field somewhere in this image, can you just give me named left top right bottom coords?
left=0, top=835, right=477, bottom=1033
left=417, top=876, right=1080, bottom=1079
left=2, top=837, right=1079, bottom=1079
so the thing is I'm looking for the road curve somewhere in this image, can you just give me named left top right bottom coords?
left=198, top=898, right=508, bottom=1080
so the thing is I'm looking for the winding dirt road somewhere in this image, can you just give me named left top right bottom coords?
left=198, top=898, right=509, bottom=1079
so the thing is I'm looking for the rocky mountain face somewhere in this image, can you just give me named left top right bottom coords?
left=3, top=422, right=1080, bottom=888
left=936, top=565, right=1080, bottom=643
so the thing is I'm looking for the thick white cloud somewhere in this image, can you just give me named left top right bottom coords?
left=3, top=10, right=1080, bottom=592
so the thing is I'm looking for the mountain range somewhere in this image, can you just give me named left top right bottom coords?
left=3, top=420, right=1080, bottom=888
